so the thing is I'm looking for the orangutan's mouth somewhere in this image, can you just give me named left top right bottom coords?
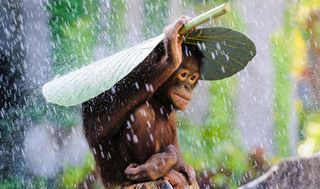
left=172, top=93, right=191, bottom=103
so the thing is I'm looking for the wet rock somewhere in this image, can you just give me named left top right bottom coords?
left=239, top=153, right=320, bottom=189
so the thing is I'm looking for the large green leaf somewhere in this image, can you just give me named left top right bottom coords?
left=42, top=34, right=164, bottom=107
left=185, top=27, right=256, bottom=80
left=42, top=27, right=256, bottom=107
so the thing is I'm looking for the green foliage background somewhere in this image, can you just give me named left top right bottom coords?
left=48, top=0, right=100, bottom=74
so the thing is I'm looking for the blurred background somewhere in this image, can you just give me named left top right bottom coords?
left=1, top=0, right=320, bottom=188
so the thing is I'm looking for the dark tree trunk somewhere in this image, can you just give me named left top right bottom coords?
left=0, top=0, right=29, bottom=180
left=122, top=180, right=200, bottom=189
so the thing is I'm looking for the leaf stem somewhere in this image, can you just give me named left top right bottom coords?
left=178, top=2, right=230, bottom=34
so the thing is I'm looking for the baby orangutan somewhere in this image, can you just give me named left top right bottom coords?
left=82, top=16, right=203, bottom=189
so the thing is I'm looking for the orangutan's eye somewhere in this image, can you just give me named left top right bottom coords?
left=177, top=69, right=189, bottom=81
left=189, top=73, right=199, bottom=84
